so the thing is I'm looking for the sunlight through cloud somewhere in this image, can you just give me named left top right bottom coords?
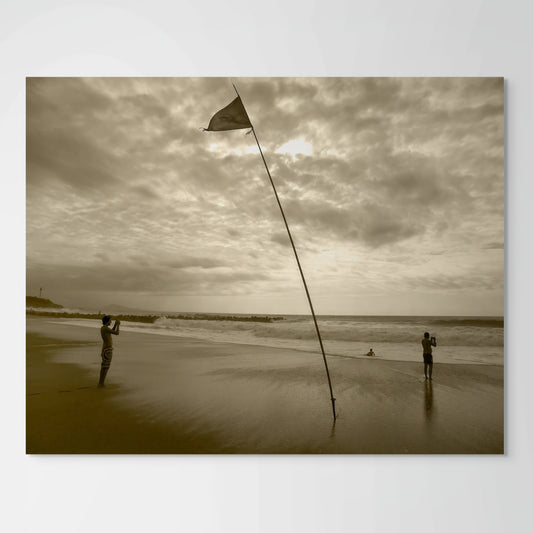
left=275, top=138, right=313, bottom=158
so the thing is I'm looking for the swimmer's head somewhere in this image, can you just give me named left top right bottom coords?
left=424, top=332, right=430, bottom=338
left=102, top=315, right=111, bottom=325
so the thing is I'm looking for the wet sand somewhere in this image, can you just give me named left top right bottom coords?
left=26, top=316, right=504, bottom=454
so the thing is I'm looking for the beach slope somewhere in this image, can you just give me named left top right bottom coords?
left=26, top=317, right=503, bottom=454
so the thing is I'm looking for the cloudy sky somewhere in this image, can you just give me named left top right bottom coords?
left=26, top=77, right=503, bottom=316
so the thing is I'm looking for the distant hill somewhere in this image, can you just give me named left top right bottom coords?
left=26, top=296, right=63, bottom=309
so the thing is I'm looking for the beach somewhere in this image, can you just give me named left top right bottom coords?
left=26, top=316, right=504, bottom=454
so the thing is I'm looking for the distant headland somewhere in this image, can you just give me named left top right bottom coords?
left=26, top=296, right=63, bottom=309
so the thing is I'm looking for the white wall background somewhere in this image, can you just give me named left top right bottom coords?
left=2, top=1, right=531, bottom=532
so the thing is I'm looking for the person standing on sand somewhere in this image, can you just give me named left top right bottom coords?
left=422, top=332, right=437, bottom=380
left=98, top=315, right=120, bottom=387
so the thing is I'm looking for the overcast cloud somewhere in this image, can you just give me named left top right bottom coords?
left=26, top=77, right=504, bottom=315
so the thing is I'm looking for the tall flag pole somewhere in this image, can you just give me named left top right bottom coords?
left=204, top=84, right=337, bottom=421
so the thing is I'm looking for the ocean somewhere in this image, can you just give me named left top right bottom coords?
left=39, top=311, right=504, bottom=366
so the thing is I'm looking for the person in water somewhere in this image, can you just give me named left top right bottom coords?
left=98, top=315, right=120, bottom=387
left=366, top=348, right=375, bottom=357
left=421, top=332, right=437, bottom=380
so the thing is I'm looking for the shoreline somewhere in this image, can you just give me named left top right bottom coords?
left=26, top=316, right=504, bottom=454
left=38, top=315, right=504, bottom=367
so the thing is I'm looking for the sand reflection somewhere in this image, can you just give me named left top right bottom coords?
left=424, top=380, right=434, bottom=422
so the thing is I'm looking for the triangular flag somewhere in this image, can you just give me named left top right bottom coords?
left=204, top=96, right=252, bottom=131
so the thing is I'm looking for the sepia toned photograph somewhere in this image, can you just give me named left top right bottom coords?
left=26, top=77, right=504, bottom=454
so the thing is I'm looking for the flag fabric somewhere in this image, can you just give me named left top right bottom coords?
left=204, top=96, right=252, bottom=131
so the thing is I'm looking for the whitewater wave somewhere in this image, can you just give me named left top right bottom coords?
left=41, top=314, right=504, bottom=365
left=151, top=316, right=503, bottom=348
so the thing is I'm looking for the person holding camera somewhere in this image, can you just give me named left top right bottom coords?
left=98, top=315, right=120, bottom=387
left=421, top=332, right=437, bottom=380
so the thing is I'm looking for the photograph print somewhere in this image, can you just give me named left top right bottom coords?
left=26, top=77, right=504, bottom=454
